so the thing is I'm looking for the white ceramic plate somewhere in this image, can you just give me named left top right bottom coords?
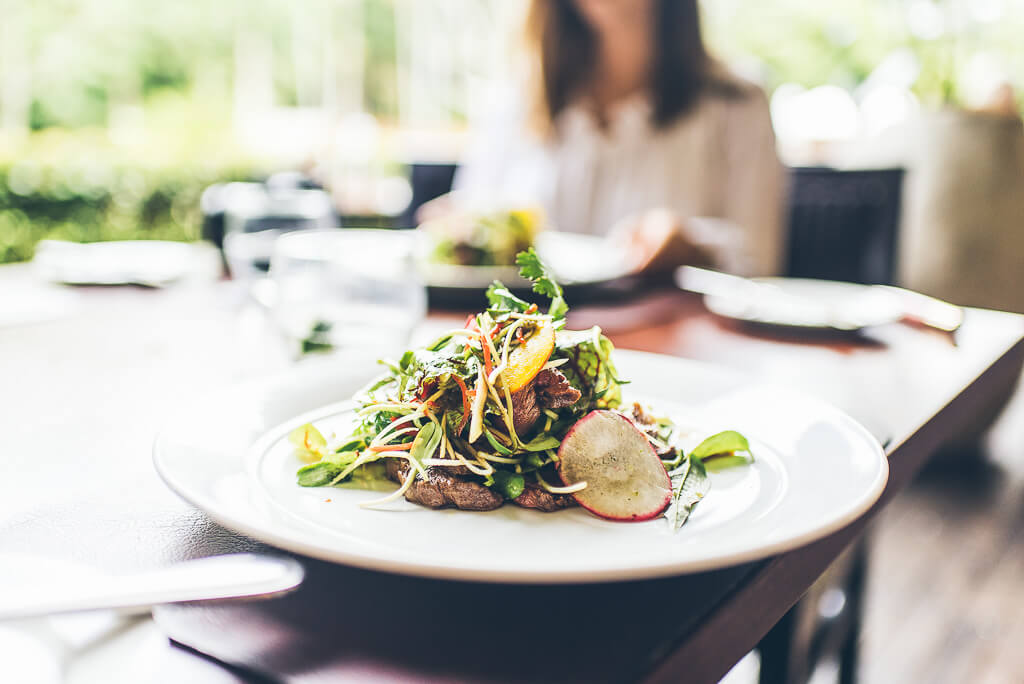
left=154, top=351, right=887, bottom=583
left=34, top=239, right=198, bottom=287
left=417, top=231, right=633, bottom=290
left=703, top=277, right=905, bottom=332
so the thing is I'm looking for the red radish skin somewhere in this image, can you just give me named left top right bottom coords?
left=558, top=410, right=672, bottom=521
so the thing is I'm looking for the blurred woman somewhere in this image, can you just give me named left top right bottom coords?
left=448, top=0, right=785, bottom=276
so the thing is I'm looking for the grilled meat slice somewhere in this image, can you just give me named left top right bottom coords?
left=512, top=481, right=578, bottom=512
left=511, top=368, right=582, bottom=435
left=385, top=458, right=503, bottom=511
left=537, top=368, right=583, bottom=408
left=630, top=402, right=655, bottom=427
left=629, top=402, right=675, bottom=458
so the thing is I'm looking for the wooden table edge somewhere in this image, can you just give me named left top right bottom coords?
left=639, top=329, right=1024, bottom=684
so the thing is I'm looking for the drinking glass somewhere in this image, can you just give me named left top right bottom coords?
left=268, top=229, right=426, bottom=358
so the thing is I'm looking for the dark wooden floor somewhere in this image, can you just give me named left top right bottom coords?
left=860, top=376, right=1024, bottom=684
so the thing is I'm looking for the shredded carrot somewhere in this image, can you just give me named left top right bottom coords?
left=526, top=303, right=538, bottom=314
left=464, top=314, right=478, bottom=331
left=516, top=327, right=525, bottom=344
left=481, top=333, right=493, bottom=376
left=369, top=442, right=414, bottom=452
left=453, top=375, right=471, bottom=433
left=416, top=379, right=436, bottom=401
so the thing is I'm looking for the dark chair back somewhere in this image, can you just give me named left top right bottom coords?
left=785, top=167, right=904, bottom=285
left=397, top=163, right=458, bottom=228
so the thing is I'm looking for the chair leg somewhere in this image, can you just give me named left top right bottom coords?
left=759, top=537, right=872, bottom=684
left=758, top=606, right=797, bottom=684
left=838, top=540, right=869, bottom=684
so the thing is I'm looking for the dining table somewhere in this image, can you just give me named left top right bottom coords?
left=2, top=250, right=1023, bottom=684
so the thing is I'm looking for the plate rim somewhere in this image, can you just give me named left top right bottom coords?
left=153, top=350, right=889, bottom=583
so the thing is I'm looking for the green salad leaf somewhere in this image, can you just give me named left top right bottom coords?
left=691, top=430, right=752, bottom=461
left=296, top=454, right=386, bottom=489
left=297, top=461, right=343, bottom=487
left=665, top=456, right=710, bottom=531
left=290, top=248, right=753, bottom=533
left=289, top=423, right=328, bottom=462
left=517, top=248, right=568, bottom=320
left=491, top=470, right=526, bottom=500
left=556, top=327, right=623, bottom=409
left=663, top=430, right=753, bottom=530
left=408, top=422, right=442, bottom=472
left=520, top=434, right=561, bottom=452
left=485, top=282, right=531, bottom=314
left=704, top=454, right=753, bottom=472
left=484, top=428, right=514, bottom=455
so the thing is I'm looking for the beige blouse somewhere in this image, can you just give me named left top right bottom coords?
left=454, top=81, right=787, bottom=277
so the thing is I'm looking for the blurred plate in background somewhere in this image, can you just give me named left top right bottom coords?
left=700, top=277, right=905, bottom=332
left=34, top=240, right=199, bottom=288
left=416, top=231, right=633, bottom=291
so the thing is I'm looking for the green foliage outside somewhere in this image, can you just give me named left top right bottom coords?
left=703, top=0, right=1024, bottom=107
left=2, top=0, right=1023, bottom=264
left=0, top=89, right=266, bottom=263
left=0, top=0, right=370, bottom=264
left=0, top=147, right=260, bottom=264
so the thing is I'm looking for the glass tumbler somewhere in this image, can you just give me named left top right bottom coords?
left=268, top=229, right=426, bottom=358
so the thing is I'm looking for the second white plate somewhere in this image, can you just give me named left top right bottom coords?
left=417, top=231, right=633, bottom=290
left=702, top=277, right=905, bottom=331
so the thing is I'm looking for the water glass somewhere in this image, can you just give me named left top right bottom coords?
left=268, top=229, right=426, bottom=358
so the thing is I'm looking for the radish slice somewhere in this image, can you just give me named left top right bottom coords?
left=557, top=410, right=672, bottom=521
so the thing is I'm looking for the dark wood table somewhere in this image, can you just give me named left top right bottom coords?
left=2, top=261, right=1022, bottom=683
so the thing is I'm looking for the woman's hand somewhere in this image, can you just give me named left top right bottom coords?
left=415, top=192, right=458, bottom=225
left=609, top=208, right=712, bottom=274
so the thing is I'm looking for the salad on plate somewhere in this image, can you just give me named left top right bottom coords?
left=421, top=208, right=541, bottom=267
left=294, top=249, right=752, bottom=529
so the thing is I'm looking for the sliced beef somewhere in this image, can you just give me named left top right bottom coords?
left=630, top=402, right=655, bottom=427
left=537, top=368, right=583, bottom=408
left=513, top=481, right=578, bottom=512
left=629, top=402, right=675, bottom=458
left=385, top=458, right=503, bottom=511
left=511, top=368, right=582, bottom=435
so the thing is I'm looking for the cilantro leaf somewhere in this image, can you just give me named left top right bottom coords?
left=516, top=248, right=562, bottom=298
left=485, top=281, right=531, bottom=313
left=547, top=296, right=569, bottom=321
left=516, top=248, right=568, bottom=320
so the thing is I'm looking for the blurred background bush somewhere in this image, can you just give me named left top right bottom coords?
left=1, top=0, right=1022, bottom=264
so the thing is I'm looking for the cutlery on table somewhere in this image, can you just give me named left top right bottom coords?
left=0, top=553, right=304, bottom=622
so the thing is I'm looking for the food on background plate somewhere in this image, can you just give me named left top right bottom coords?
left=422, top=208, right=541, bottom=267
left=294, top=249, right=752, bottom=530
